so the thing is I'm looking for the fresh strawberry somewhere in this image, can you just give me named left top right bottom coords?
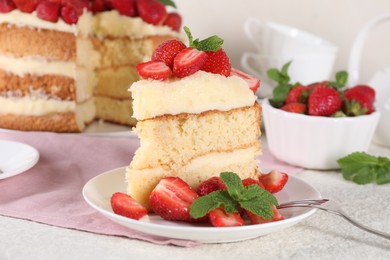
left=285, top=85, right=309, bottom=104
left=259, top=170, right=288, bottom=194
left=308, top=86, right=342, bottom=116
left=242, top=178, right=265, bottom=189
left=344, top=85, right=375, bottom=115
left=201, top=48, right=231, bottom=77
left=111, top=0, right=136, bottom=17
left=60, top=5, right=78, bottom=24
left=149, top=177, right=199, bottom=221
left=197, top=176, right=227, bottom=196
left=209, top=207, right=244, bottom=227
left=151, top=40, right=186, bottom=69
left=280, top=102, right=306, bottom=114
left=36, top=1, right=60, bottom=22
left=0, top=0, right=16, bottom=13
left=230, top=68, right=260, bottom=93
left=163, top=12, right=182, bottom=32
left=13, top=0, right=39, bottom=13
left=103, top=0, right=113, bottom=9
left=247, top=205, right=283, bottom=224
left=89, top=0, right=107, bottom=13
left=61, top=0, right=88, bottom=15
left=173, top=47, right=207, bottom=78
left=136, top=61, right=172, bottom=80
left=111, top=192, right=148, bottom=220
left=137, top=0, right=167, bottom=25
left=308, top=81, right=329, bottom=90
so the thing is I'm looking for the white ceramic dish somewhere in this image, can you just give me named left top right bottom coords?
left=262, top=99, right=380, bottom=169
left=83, top=167, right=321, bottom=243
left=0, top=140, right=39, bottom=180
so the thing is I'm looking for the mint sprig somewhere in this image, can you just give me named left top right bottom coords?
left=337, top=152, right=390, bottom=185
left=327, top=71, right=348, bottom=89
left=158, top=0, right=176, bottom=8
left=190, top=172, right=278, bottom=219
left=267, top=61, right=294, bottom=107
left=184, top=26, right=223, bottom=52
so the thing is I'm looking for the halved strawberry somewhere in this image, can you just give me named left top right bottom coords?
left=173, top=47, right=207, bottom=78
left=230, top=68, right=260, bottom=93
left=136, top=61, right=172, bottom=80
left=111, top=0, right=136, bottom=17
left=36, top=1, right=60, bottom=22
left=13, top=0, right=39, bottom=13
left=209, top=207, right=244, bottom=227
left=280, top=102, right=306, bottom=114
left=61, top=0, right=89, bottom=15
left=137, top=0, right=167, bottom=25
left=242, top=178, right=265, bottom=189
left=111, top=192, right=148, bottom=220
left=197, top=176, right=226, bottom=196
left=285, top=85, right=309, bottom=104
left=60, top=5, right=78, bottom=24
left=149, top=177, right=199, bottom=221
left=201, top=48, right=231, bottom=76
left=89, top=0, right=107, bottom=13
left=163, top=12, right=182, bottom=32
left=0, top=0, right=16, bottom=13
left=151, top=40, right=186, bottom=69
left=247, top=205, right=283, bottom=224
left=259, top=170, right=288, bottom=193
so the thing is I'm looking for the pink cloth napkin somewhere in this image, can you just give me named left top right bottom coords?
left=0, top=132, right=302, bottom=247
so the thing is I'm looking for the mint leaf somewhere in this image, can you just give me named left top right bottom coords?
left=272, top=84, right=292, bottom=106
left=190, top=190, right=237, bottom=219
left=240, top=198, right=274, bottom=220
left=184, top=26, right=223, bottom=52
left=158, top=0, right=176, bottom=8
left=335, top=71, right=348, bottom=87
left=337, top=152, right=390, bottom=185
left=184, top=26, right=194, bottom=46
left=220, top=172, right=246, bottom=201
left=280, top=60, right=292, bottom=80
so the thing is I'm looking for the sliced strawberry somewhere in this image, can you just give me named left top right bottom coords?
left=344, top=85, right=376, bottom=115
left=111, top=192, right=148, bottom=220
left=13, top=0, right=39, bottom=13
left=163, top=12, right=182, bottom=32
left=230, top=68, right=260, bottom=93
left=201, top=48, right=231, bottom=77
left=149, top=177, right=199, bottom=221
left=89, top=0, right=107, bottom=13
left=60, top=5, right=78, bottom=24
left=259, top=170, right=288, bottom=194
left=137, top=0, right=167, bottom=25
left=111, top=0, right=136, bottom=17
left=197, top=176, right=227, bottom=196
left=36, top=1, right=60, bottom=22
left=136, top=61, right=172, bottom=80
left=285, top=85, right=309, bottom=104
left=209, top=207, right=244, bottom=227
left=151, top=40, right=186, bottom=69
left=247, top=205, right=283, bottom=224
left=280, top=102, right=306, bottom=114
left=173, top=47, right=207, bottom=78
left=61, top=0, right=88, bottom=15
left=242, top=178, right=265, bottom=189
left=308, top=86, right=342, bottom=116
left=0, top=0, right=16, bottom=13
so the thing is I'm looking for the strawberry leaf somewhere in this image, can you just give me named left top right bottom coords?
left=158, top=0, right=176, bottom=8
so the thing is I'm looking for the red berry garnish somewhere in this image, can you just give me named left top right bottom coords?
left=137, top=0, right=167, bottom=25
left=285, top=85, right=309, bottom=104
left=89, top=0, right=107, bottom=13
left=308, top=86, right=342, bottom=116
left=60, top=5, right=78, bottom=24
left=136, top=61, right=172, bottom=81
left=62, top=0, right=88, bottom=15
left=111, top=192, right=148, bottom=220
left=344, top=85, right=376, bottom=115
left=111, top=0, right=136, bottom=17
left=230, top=68, right=260, bottom=93
left=197, top=176, right=226, bottom=196
left=13, top=0, right=39, bottom=13
left=163, top=12, right=182, bottom=32
left=280, top=102, right=307, bottom=114
left=201, top=48, right=231, bottom=76
left=0, top=0, right=16, bottom=13
left=173, top=47, right=207, bottom=78
left=151, top=40, right=186, bottom=69
left=36, top=1, right=60, bottom=23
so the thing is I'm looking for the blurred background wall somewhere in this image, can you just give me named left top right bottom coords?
left=175, top=0, right=390, bottom=85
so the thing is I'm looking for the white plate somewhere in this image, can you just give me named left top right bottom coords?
left=0, top=140, right=39, bottom=180
left=83, top=167, right=321, bottom=243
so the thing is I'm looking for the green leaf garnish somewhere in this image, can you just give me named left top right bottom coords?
left=184, top=26, right=223, bottom=52
left=190, top=172, right=278, bottom=219
left=337, top=152, right=390, bottom=185
left=328, top=70, right=348, bottom=89
left=267, top=61, right=294, bottom=107
left=158, top=0, right=176, bottom=8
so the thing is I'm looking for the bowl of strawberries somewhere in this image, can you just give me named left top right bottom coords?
left=262, top=62, right=380, bottom=169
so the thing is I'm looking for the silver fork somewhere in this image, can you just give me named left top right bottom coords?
left=277, top=199, right=390, bottom=240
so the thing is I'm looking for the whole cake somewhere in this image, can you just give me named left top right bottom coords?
left=126, top=28, right=261, bottom=208
left=0, top=0, right=181, bottom=132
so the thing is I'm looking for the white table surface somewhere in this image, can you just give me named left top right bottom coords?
left=1, top=142, right=389, bottom=260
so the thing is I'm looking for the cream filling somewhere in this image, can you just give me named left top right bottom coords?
left=130, top=71, right=258, bottom=120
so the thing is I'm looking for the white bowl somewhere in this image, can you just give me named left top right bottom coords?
left=262, top=99, right=380, bottom=170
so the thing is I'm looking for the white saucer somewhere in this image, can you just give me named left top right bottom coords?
left=0, top=140, right=39, bottom=180
left=83, top=167, right=322, bottom=243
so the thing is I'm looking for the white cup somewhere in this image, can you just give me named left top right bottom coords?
left=241, top=52, right=336, bottom=97
left=244, top=18, right=338, bottom=59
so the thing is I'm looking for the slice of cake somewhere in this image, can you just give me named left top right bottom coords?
left=126, top=28, right=261, bottom=208
left=0, top=0, right=181, bottom=132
